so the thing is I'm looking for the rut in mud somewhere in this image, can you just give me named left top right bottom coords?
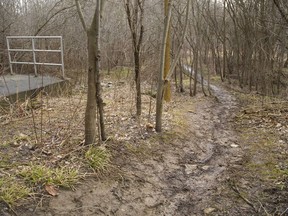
left=16, top=84, right=241, bottom=216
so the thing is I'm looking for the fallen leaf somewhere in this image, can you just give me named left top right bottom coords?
left=18, top=133, right=29, bottom=140
left=231, top=144, right=239, bottom=148
left=204, top=207, right=216, bottom=215
left=146, top=123, right=154, bottom=132
left=45, top=184, right=58, bottom=196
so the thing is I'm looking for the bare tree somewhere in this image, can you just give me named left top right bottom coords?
left=75, top=0, right=106, bottom=144
left=156, top=0, right=189, bottom=132
left=155, top=0, right=172, bottom=132
left=125, top=0, right=145, bottom=117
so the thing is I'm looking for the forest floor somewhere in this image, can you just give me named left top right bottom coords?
left=0, top=71, right=287, bottom=216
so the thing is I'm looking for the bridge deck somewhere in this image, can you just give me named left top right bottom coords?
left=0, top=74, right=66, bottom=102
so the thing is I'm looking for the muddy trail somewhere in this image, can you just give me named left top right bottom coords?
left=12, top=84, right=243, bottom=216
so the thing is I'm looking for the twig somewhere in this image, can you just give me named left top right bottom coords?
left=54, top=142, right=90, bottom=163
left=5, top=204, right=19, bottom=216
left=33, top=194, right=46, bottom=213
left=72, top=205, right=106, bottom=213
left=280, top=208, right=288, bottom=216
left=229, top=180, right=258, bottom=213
left=258, top=200, right=270, bottom=216
left=30, top=100, right=39, bottom=145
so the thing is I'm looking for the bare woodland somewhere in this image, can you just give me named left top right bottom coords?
left=0, top=0, right=288, bottom=215
left=1, top=0, right=288, bottom=133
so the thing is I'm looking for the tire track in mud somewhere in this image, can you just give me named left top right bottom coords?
left=23, top=84, right=241, bottom=216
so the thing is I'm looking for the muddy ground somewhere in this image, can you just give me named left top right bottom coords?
left=1, top=81, right=287, bottom=216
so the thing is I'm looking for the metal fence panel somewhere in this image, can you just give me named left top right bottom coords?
left=6, top=36, right=65, bottom=78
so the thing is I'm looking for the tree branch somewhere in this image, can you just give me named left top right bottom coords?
left=75, top=0, right=87, bottom=32
left=34, top=4, right=75, bottom=36
left=137, top=0, right=145, bottom=51
left=125, top=0, right=138, bottom=49
left=166, top=0, right=190, bottom=81
left=273, top=0, right=288, bottom=25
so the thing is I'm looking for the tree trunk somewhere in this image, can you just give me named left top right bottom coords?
left=163, top=0, right=171, bottom=102
left=85, top=35, right=97, bottom=144
left=81, top=0, right=106, bottom=144
left=193, top=49, right=198, bottom=96
left=134, top=50, right=142, bottom=116
left=156, top=0, right=189, bottom=132
left=125, top=0, right=144, bottom=117
left=189, top=50, right=193, bottom=96
left=199, top=46, right=207, bottom=96
left=174, top=63, right=178, bottom=91
left=179, top=59, right=184, bottom=92
left=222, top=0, right=227, bottom=80
left=155, top=0, right=172, bottom=132
left=94, top=0, right=106, bottom=141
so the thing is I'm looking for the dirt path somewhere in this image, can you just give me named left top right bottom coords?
left=15, top=84, right=243, bottom=216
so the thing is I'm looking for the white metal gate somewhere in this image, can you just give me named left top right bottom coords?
left=6, top=36, right=65, bottom=78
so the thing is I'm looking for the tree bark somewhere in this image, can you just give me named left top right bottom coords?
left=156, top=0, right=189, bottom=131
left=85, top=34, right=97, bottom=144
left=179, top=59, right=184, bottom=92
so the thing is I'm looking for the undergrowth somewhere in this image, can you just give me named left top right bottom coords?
left=19, top=163, right=80, bottom=188
left=0, top=177, right=30, bottom=206
left=85, top=146, right=111, bottom=172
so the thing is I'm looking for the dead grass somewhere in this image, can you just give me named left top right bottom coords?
left=232, top=92, right=288, bottom=214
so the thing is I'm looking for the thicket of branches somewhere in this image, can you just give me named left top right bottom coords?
left=1, top=0, right=287, bottom=96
